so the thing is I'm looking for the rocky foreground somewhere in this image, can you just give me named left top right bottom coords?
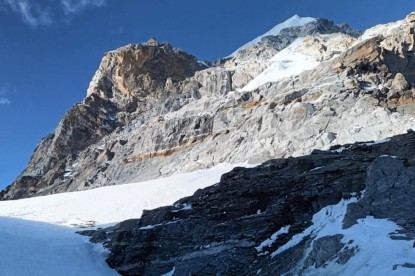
left=4, top=13, right=415, bottom=199
left=85, top=130, right=415, bottom=275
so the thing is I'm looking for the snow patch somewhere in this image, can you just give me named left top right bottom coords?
left=172, top=203, right=192, bottom=212
left=359, top=138, right=391, bottom=146
left=310, top=166, right=325, bottom=172
left=271, top=198, right=357, bottom=258
left=240, top=38, right=321, bottom=92
left=162, top=267, right=176, bottom=276
left=256, top=225, right=291, bottom=252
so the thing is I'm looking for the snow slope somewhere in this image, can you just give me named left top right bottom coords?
left=240, top=38, right=320, bottom=91
left=0, top=163, right=249, bottom=275
left=229, top=15, right=316, bottom=57
left=263, top=196, right=415, bottom=275
left=0, top=217, right=117, bottom=276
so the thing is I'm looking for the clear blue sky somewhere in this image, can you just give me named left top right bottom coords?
left=0, top=0, right=414, bottom=189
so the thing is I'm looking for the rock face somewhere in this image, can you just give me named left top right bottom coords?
left=3, top=13, right=415, bottom=200
left=0, top=42, right=203, bottom=199
left=86, top=131, right=415, bottom=275
left=344, top=156, right=415, bottom=228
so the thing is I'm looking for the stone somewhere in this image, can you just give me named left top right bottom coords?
left=388, top=89, right=402, bottom=99
left=391, top=73, right=409, bottom=91
left=303, top=235, right=344, bottom=269
left=146, top=37, right=159, bottom=46
left=406, top=12, right=415, bottom=23
left=344, top=156, right=415, bottom=228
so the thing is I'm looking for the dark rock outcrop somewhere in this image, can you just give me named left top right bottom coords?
left=86, top=131, right=415, bottom=275
left=344, top=156, right=415, bottom=228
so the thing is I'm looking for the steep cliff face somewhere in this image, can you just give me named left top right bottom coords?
left=87, top=131, right=415, bottom=275
left=87, top=41, right=202, bottom=110
left=3, top=13, right=415, bottom=200
left=0, top=40, right=203, bottom=199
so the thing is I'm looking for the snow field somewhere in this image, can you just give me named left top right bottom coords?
left=0, top=163, right=250, bottom=275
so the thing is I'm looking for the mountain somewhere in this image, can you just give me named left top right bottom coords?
left=228, top=15, right=360, bottom=58
left=228, top=15, right=318, bottom=56
left=3, top=13, right=412, bottom=200
left=2, top=11, right=415, bottom=276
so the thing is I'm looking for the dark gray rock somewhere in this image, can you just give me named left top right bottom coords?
left=344, top=156, right=415, bottom=228
left=83, top=132, right=415, bottom=275
left=303, top=235, right=344, bottom=269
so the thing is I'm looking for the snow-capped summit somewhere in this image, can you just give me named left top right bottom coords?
left=228, top=15, right=317, bottom=57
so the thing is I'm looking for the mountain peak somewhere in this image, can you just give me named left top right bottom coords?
left=228, top=15, right=317, bottom=57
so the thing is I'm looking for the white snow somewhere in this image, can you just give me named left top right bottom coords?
left=63, top=171, right=73, bottom=178
left=359, top=138, right=391, bottom=146
left=256, top=225, right=290, bottom=252
left=172, top=203, right=192, bottom=212
left=229, top=15, right=316, bottom=57
left=331, top=138, right=391, bottom=154
left=379, top=154, right=397, bottom=158
left=0, top=217, right=117, bottom=276
left=0, top=163, right=249, bottom=227
left=240, top=38, right=321, bottom=92
left=162, top=267, right=176, bottom=276
left=0, top=162, right=250, bottom=275
left=305, top=217, right=415, bottom=276
left=331, top=146, right=348, bottom=153
left=270, top=195, right=415, bottom=275
left=309, top=166, right=325, bottom=172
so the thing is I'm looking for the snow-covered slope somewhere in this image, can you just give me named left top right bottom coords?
left=0, top=163, right=247, bottom=227
left=240, top=37, right=320, bottom=91
left=277, top=197, right=415, bottom=275
left=0, top=163, right=248, bottom=275
left=229, top=15, right=316, bottom=57
left=0, top=217, right=117, bottom=276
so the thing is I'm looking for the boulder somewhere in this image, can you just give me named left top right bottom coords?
left=391, top=73, right=409, bottom=91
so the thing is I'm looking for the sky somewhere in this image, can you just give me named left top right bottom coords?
left=0, top=0, right=414, bottom=190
